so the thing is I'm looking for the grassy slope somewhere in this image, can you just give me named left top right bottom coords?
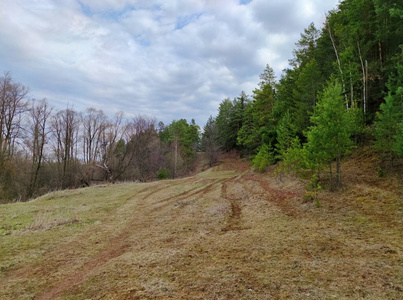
left=0, top=154, right=402, bottom=299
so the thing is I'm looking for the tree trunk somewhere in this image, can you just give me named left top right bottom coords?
left=327, top=24, right=348, bottom=107
left=350, top=69, right=354, bottom=108
left=336, top=156, right=341, bottom=187
left=378, top=41, right=383, bottom=69
left=365, top=60, right=368, bottom=115
left=357, top=42, right=366, bottom=115
left=173, top=137, right=178, bottom=179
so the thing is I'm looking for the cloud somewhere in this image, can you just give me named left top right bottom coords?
left=0, top=0, right=339, bottom=125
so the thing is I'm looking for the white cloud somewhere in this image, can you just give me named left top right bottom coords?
left=0, top=0, right=339, bottom=124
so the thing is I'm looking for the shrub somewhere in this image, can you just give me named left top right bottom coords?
left=157, top=168, right=170, bottom=179
left=252, top=143, right=274, bottom=173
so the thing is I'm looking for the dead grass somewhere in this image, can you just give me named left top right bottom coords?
left=0, top=155, right=402, bottom=299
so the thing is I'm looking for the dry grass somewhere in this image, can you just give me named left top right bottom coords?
left=0, top=154, right=402, bottom=299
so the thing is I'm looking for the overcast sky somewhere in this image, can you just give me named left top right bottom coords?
left=0, top=0, right=339, bottom=125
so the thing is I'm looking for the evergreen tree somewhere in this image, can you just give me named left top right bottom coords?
left=375, top=93, right=402, bottom=162
left=238, top=66, right=276, bottom=154
left=275, top=110, right=297, bottom=160
left=394, top=122, right=403, bottom=157
left=292, top=58, right=322, bottom=132
left=304, top=81, right=354, bottom=187
left=216, top=93, right=248, bottom=152
left=160, top=119, right=200, bottom=177
left=252, top=143, right=274, bottom=173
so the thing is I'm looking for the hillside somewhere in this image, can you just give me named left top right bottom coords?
left=0, top=155, right=402, bottom=299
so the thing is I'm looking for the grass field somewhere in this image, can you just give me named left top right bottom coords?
left=0, top=154, right=402, bottom=299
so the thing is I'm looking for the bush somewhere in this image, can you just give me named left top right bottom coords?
left=252, top=143, right=274, bottom=173
left=157, top=168, right=170, bottom=179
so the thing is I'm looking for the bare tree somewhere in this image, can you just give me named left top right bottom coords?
left=81, top=107, right=108, bottom=164
left=77, top=108, right=109, bottom=186
left=202, top=116, right=220, bottom=167
left=50, top=107, right=80, bottom=188
left=25, top=99, right=52, bottom=198
left=0, top=72, right=29, bottom=158
left=0, top=72, right=29, bottom=201
left=128, top=116, right=159, bottom=181
left=97, top=111, right=127, bottom=182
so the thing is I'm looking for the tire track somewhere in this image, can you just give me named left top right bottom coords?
left=35, top=178, right=227, bottom=299
left=241, top=173, right=300, bottom=217
left=35, top=183, right=180, bottom=299
left=221, top=179, right=246, bottom=232
left=148, top=177, right=232, bottom=213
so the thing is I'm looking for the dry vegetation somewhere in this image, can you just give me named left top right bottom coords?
left=0, top=151, right=402, bottom=299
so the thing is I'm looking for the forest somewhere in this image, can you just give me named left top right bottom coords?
left=203, top=0, right=403, bottom=190
left=1, top=0, right=402, bottom=203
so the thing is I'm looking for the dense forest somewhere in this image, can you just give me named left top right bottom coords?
left=202, top=0, right=403, bottom=189
left=1, top=0, right=402, bottom=203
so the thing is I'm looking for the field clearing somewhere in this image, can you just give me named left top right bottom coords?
left=0, top=157, right=402, bottom=299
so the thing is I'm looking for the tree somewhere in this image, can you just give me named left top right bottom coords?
left=292, top=58, right=322, bottom=131
left=81, top=108, right=107, bottom=164
left=50, top=107, right=80, bottom=188
left=160, top=119, right=200, bottom=178
left=202, top=116, right=220, bottom=167
left=275, top=110, right=297, bottom=160
left=97, top=112, right=133, bottom=183
left=25, top=99, right=52, bottom=198
left=127, top=116, right=161, bottom=181
left=394, top=122, right=403, bottom=157
left=375, top=93, right=402, bottom=163
left=0, top=72, right=29, bottom=201
left=252, top=143, right=274, bottom=173
left=291, top=22, right=320, bottom=68
left=0, top=72, right=28, bottom=158
left=214, top=92, right=249, bottom=153
left=258, top=64, right=276, bottom=89
left=238, top=67, right=275, bottom=154
left=304, top=81, right=354, bottom=187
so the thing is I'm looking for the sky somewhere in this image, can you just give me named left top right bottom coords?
left=0, top=0, right=340, bottom=125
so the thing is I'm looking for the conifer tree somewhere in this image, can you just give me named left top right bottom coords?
left=394, top=122, right=403, bottom=157
left=275, top=110, right=297, bottom=160
left=375, top=93, right=401, bottom=162
left=304, top=81, right=354, bottom=187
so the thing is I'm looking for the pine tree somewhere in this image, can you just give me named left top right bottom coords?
left=252, top=143, right=274, bottom=173
left=275, top=110, right=297, bottom=160
left=304, top=81, right=354, bottom=187
left=394, top=122, right=403, bottom=157
left=375, top=93, right=401, bottom=162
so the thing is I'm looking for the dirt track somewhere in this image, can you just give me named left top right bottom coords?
left=1, top=158, right=402, bottom=299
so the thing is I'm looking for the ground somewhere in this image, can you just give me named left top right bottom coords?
left=0, top=152, right=402, bottom=299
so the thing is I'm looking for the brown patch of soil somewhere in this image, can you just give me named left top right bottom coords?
left=221, top=181, right=242, bottom=231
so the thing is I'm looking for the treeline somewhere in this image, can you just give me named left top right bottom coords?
left=0, top=72, right=199, bottom=203
left=202, top=0, right=403, bottom=189
left=2, top=0, right=402, bottom=202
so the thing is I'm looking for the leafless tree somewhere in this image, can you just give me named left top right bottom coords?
left=77, top=108, right=109, bottom=185
left=202, top=116, right=221, bottom=167
left=127, top=116, right=160, bottom=181
left=0, top=72, right=29, bottom=201
left=50, top=107, right=80, bottom=188
left=81, top=107, right=108, bottom=164
left=0, top=72, right=29, bottom=159
left=97, top=111, right=127, bottom=182
left=25, top=99, right=52, bottom=198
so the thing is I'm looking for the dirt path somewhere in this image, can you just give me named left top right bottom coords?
left=1, top=157, right=402, bottom=299
left=36, top=174, right=238, bottom=299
